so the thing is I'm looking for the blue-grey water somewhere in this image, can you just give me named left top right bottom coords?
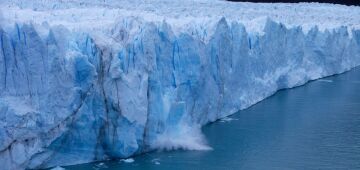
left=65, top=67, right=360, bottom=170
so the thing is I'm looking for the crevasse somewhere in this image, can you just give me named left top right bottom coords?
left=0, top=17, right=360, bottom=169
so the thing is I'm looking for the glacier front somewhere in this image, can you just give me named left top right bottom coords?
left=0, top=0, right=360, bottom=169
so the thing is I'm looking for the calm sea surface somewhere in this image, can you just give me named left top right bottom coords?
left=65, top=67, right=360, bottom=170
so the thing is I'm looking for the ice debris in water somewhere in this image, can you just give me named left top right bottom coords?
left=94, top=162, right=108, bottom=169
left=120, top=158, right=135, bottom=163
left=220, top=117, right=238, bottom=123
left=317, top=79, right=334, bottom=83
left=151, top=158, right=161, bottom=165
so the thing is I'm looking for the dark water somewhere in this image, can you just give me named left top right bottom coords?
left=66, top=67, right=360, bottom=170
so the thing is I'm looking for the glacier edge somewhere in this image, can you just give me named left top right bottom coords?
left=0, top=17, right=360, bottom=169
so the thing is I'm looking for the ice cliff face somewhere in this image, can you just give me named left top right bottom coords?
left=0, top=1, right=360, bottom=169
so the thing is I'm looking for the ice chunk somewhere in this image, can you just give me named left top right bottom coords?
left=317, top=79, right=333, bottom=83
left=151, top=158, right=161, bottom=165
left=220, top=117, right=238, bottom=123
left=120, top=158, right=135, bottom=163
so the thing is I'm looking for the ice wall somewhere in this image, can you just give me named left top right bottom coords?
left=1, top=17, right=360, bottom=169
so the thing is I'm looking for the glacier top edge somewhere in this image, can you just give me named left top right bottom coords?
left=0, top=0, right=359, bottom=42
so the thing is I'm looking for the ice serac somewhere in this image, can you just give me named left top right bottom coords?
left=1, top=1, right=360, bottom=169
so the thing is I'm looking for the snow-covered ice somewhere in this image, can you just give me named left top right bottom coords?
left=0, top=0, right=360, bottom=169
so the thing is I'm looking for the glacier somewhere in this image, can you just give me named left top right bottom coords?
left=0, top=0, right=360, bottom=169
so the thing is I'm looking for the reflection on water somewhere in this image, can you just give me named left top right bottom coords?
left=66, top=67, right=360, bottom=170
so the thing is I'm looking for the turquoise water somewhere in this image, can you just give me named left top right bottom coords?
left=65, top=67, right=360, bottom=170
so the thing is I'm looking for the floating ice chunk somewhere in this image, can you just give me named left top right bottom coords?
left=151, top=158, right=161, bottom=165
left=120, top=158, right=135, bottom=163
left=94, top=162, right=108, bottom=169
left=317, top=79, right=333, bottom=83
left=220, top=117, right=238, bottom=123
